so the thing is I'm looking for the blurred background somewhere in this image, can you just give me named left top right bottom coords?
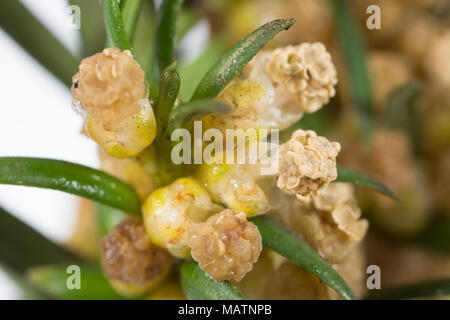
left=0, top=0, right=95, bottom=298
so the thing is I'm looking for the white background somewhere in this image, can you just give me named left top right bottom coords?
left=0, top=0, right=99, bottom=298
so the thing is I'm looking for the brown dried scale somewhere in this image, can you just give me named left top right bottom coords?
left=277, top=129, right=341, bottom=202
left=101, top=217, right=174, bottom=296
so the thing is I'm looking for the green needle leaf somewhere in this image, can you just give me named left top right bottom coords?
left=0, top=157, right=141, bottom=214
left=191, top=18, right=295, bottom=101
left=365, top=279, right=450, bottom=300
left=102, top=0, right=133, bottom=52
left=0, top=206, right=78, bottom=274
left=154, top=0, right=184, bottom=78
left=157, top=62, right=181, bottom=137
left=250, top=216, right=355, bottom=300
left=336, top=166, right=398, bottom=199
left=27, top=264, right=124, bottom=300
left=0, top=0, right=78, bottom=87
left=120, top=0, right=142, bottom=41
left=180, top=260, right=246, bottom=300
left=330, top=0, right=373, bottom=143
left=167, top=99, right=230, bottom=134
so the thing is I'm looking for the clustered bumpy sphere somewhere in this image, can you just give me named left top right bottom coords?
left=187, top=209, right=262, bottom=281
left=101, top=218, right=174, bottom=296
left=294, top=183, right=368, bottom=263
left=204, top=42, right=338, bottom=132
left=72, top=47, right=156, bottom=158
left=72, top=48, right=146, bottom=115
left=277, top=129, right=341, bottom=202
left=273, top=182, right=368, bottom=264
left=312, top=183, right=369, bottom=248
left=265, top=43, right=337, bottom=113
left=267, top=182, right=368, bottom=298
